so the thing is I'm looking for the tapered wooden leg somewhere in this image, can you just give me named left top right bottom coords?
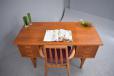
left=31, top=58, right=36, bottom=68
left=45, top=65, right=48, bottom=76
left=80, top=58, right=86, bottom=68
left=67, top=64, right=70, bottom=76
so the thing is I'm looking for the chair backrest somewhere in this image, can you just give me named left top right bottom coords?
left=43, top=45, right=69, bottom=64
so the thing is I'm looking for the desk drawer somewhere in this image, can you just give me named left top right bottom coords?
left=18, top=45, right=38, bottom=57
left=76, top=46, right=98, bottom=58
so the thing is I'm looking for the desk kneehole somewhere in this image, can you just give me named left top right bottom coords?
left=76, top=46, right=99, bottom=58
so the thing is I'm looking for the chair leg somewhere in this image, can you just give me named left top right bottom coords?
left=67, top=64, right=70, bottom=76
left=45, top=65, right=48, bottom=76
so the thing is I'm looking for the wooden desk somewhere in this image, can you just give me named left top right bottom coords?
left=14, top=22, right=102, bottom=68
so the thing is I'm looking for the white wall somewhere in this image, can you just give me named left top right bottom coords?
left=70, top=0, right=114, bottom=20
left=0, top=0, right=64, bottom=59
left=64, top=0, right=70, bottom=8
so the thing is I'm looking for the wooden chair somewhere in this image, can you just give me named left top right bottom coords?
left=39, top=45, right=75, bottom=76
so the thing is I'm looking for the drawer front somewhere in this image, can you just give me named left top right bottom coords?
left=76, top=46, right=98, bottom=58
left=18, top=45, right=38, bottom=57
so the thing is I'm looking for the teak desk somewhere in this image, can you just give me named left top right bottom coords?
left=14, top=22, right=103, bottom=68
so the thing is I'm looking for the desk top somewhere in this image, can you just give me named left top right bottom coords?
left=14, top=22, right=103, bottom=46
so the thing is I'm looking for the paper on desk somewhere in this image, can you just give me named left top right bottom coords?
left=43, top=29, right=72, bottom=42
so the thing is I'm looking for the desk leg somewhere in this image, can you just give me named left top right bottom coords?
left=80, top=58, right=86, bottom=68
left=31, top=58, right=36, bottom=68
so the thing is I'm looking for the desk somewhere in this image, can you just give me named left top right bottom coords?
left=14, top=22, right=103, bottom=68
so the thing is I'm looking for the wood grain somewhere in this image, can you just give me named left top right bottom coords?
left=14, top=22, right=103, bottom=46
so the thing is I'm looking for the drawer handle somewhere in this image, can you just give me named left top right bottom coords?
left=86, top=48, right=93, bottom=51
left=87, top=48, right=91, bottom=50
left=25, top=46, right=31, bottom=48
